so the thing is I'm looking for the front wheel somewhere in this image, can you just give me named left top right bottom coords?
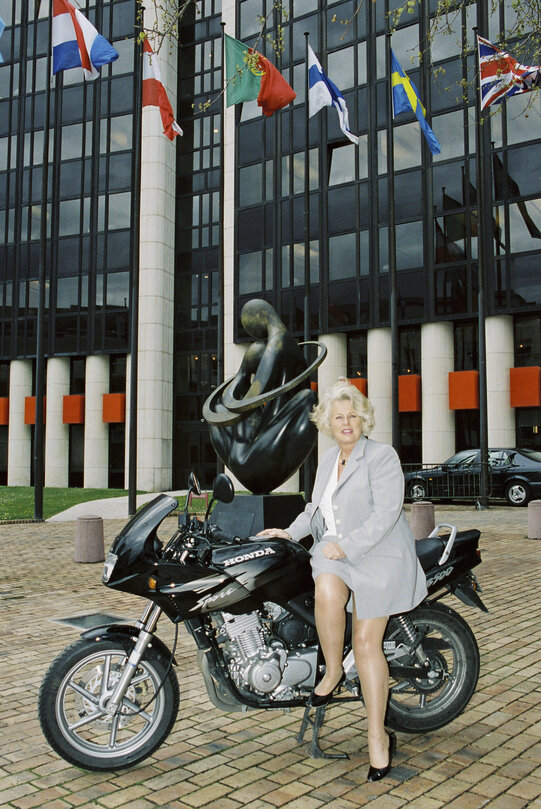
left=38, top=638, right=179, bottom=771
left=385, top=603, right=480, bottom=734
left=408, top=480, right=427, bottom=501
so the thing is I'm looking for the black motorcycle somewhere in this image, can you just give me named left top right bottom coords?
left=39, top=473, right=487, bottom=771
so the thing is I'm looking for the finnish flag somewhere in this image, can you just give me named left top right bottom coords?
left=52, top=0, right=118, bottom=81
left=308, top=45, right=359, bottom=145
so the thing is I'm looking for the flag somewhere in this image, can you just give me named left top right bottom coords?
left=225, top=34, right=296, bottom=117
left=307, top=45, right=359, bottom=145
left=52, top=0, right=118, bottom=80
left=477, top=34, right=541, bottom=109
left=390, top=49, right=441, bottom=155
left=0, top=17, right=5, bottom=64
left=142, top=39, right=183, bottom=140
left=493, top=152, right=541, bottom=238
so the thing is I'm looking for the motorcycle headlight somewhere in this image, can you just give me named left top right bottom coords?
left=102, top=551, right=118, bottom=583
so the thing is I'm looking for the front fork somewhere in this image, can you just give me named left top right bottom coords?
left=104, top=602, right=163, bottom=715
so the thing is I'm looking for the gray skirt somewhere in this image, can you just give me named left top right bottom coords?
left=310, top=538, right=427, bottom=620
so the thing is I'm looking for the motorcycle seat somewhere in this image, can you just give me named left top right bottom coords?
left=416, top=529, right=480, bottom=570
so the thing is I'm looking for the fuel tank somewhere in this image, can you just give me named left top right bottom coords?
left=211, top=537, right=314, bottom=606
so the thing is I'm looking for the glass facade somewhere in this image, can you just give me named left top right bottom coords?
left=0, top=0, right=135, bottom=364
left=1, top=0, right=541, bottom=488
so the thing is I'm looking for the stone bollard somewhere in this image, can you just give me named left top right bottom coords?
left=410, top=501, right=435, bottom=541
left=527, top=500, right=541, bottom=540
left=74, top=515, right=105, bottom=563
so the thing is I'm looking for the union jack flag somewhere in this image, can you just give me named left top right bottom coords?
left=478, top=34, right=541, bottom=109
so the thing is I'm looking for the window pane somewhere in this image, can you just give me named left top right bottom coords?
left=239, top=251, right=262, bottom=295
left=509, top=199, right=541, bottom=252
left=106, top=271, right=130, bottom=307
left=108, top=192, right=131, bottom=229
left=58, top=199, right=81, bottom=236
left=62, top=124, right=83, bottom=161
left=329, top=232, right=356, bottom=280
left=109, top=115, right=133, bottom=151
left=239, top=164, right=262, bottom=207
left=328, top=47, right=355, bottom=90
left=432, top=111, right=464, bottom=162
left=329, top=143, right=356, bottom=185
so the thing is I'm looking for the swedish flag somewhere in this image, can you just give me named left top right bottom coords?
left=391, top=49, right=441, bottom=155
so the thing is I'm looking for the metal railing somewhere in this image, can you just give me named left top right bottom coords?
left=402, top=463, right=493, bottom=502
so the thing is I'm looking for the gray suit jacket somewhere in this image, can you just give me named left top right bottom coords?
left=287, top=436, right=427, bottom=617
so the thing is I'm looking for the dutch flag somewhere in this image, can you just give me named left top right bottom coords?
left=52, top=0, right=118, bottom=81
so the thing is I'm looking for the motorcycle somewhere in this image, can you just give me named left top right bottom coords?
left=39, top=472, right=487, bottom=771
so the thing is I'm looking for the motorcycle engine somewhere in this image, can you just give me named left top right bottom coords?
left=213, top=604, right=317, bottom=700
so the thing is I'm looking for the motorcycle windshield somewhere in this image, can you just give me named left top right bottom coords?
left=110, top=494, right=178, bottom=564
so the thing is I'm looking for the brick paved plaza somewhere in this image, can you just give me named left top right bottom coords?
left=0, top=504, right=540, bottom=809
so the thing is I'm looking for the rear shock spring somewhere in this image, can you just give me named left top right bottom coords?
left=396, top=614, right=422, bottom=652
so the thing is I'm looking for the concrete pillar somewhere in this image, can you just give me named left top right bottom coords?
left=7, top=359, right=32, bottom=485
left=45, top=357, right=70, bottom=487
left=421, top=322, right=455, bottom=464
left=486, top=315, right=515, bottom=448
left=84, top=355, right=109, bottom=489
left=317, top=333, right=347, bottom=458
left=134, top=7, right=178, bottom=493
left=367, top=328, right=392, bottom=445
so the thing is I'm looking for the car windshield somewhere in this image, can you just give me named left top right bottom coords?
left=443, top=451, right=477, bottom=467
left=517, top=448, right=541, bottom=463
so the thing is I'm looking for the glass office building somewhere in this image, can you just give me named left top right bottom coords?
left=1, top=0, right=540, bottom=490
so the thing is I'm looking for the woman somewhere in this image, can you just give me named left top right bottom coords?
left=258, top=380, right=427, bottom=781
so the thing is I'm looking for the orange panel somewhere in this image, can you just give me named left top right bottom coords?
left=24, top=396, right=46, bottom=425
left=510, top=366, right=541, bottom=408
left=399, top=375, right=422, bottom=412
left=0, top=398, right=8, bottom=425
left=63, top=394, right=85, bottom=424
left=102, top=393, right=126, bottom=423
left=348, top=378, right=368, bottom=396
left=448, top=371, right=479, bottom=410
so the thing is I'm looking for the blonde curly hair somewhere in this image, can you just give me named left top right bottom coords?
left=311, top=379, right=375, bottom=438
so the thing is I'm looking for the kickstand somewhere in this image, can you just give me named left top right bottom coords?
left=296, top=704, right=349, bottom=759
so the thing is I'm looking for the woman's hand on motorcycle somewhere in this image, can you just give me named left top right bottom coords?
left=257, top=528, right=292, bottom=539
left=322, top=541, right=346, bottom=560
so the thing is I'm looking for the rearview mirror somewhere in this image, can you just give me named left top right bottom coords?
left=212, top=473, right=234, bottom=504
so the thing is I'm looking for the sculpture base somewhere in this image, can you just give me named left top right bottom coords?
left=211, top=493, right=306, bottom=538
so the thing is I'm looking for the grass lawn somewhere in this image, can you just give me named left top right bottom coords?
left=0, top=487, right=142, bottom=521
left=0, top=487, right=209, bottom=522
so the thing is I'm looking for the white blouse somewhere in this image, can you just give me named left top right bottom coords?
left=318, top=457, right=340, bottom=537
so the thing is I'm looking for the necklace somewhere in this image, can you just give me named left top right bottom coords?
left=340, top=456, right=347, bottom=466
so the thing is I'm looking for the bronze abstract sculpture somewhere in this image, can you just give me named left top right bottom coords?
left=203, top=299, right=327, bottom=494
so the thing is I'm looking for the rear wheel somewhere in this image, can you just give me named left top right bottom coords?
left=385, top=603, right=479, bottom=734
left=38, top=638, right=179, bottom=771
left=505, top=480, right=530, bottom=506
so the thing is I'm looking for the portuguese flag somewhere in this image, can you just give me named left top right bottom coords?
left=225, top=34, right=296, bottom=117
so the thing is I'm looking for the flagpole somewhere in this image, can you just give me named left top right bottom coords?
left=385, top=32, right=400, bottom=454
left=218, top=23, right=225, bottom=390
left=303, top=33, right=310, bottom=355
left=34, top=0, right=54, bottom=520
left=128, top=35, right=143, bottom=516
left=474, top=27, right=489, bottom=509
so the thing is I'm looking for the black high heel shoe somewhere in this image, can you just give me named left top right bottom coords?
left=306, top=673, right=345, bottom=707
left=366, top=732, right=396, bottom=782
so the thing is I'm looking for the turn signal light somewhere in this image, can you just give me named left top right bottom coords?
left=148, top=577, right=157, bottom=590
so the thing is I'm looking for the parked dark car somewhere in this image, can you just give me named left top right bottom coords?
left=404, top=448, right=541, bottom=506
